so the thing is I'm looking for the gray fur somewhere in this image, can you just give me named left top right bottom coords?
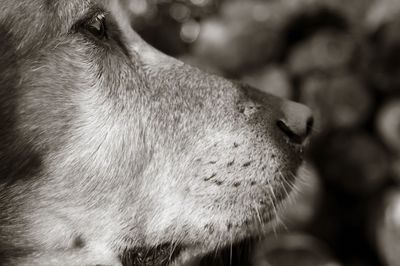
left=0, top=1, right=310, bottom=265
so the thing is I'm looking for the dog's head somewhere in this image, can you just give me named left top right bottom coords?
left=0, top=1, right=313, bottom=265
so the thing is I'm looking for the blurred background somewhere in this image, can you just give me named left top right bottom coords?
left=121, top=0, right=400, bottom=265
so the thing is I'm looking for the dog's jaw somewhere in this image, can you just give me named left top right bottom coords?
left=119, top=148, right=304, bottom=266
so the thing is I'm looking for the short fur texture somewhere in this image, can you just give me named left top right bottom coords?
left=0, top=1, right=310, bottom=265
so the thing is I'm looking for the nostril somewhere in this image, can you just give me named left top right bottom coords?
left=276, top=119, right=303, bottom=144
left=276, top=115, right=314, bottom=145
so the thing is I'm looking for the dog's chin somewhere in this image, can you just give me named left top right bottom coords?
left=176, top=157, right=304, bottom=263
left=165, top=216, right=280, bottom=266
left=120, top=148, right=305, bottom=266
left=119, top=195, right=284, bottom=266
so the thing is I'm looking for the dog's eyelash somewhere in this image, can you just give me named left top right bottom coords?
left=88, top=11, right=108, bottom=24
left=84, top=7, right=108, bottom=21
left=72, top=9, right=108, bottom=34
left=86, top=12, right=108, bottom=38
left=70, top=9, right=111, bottom=44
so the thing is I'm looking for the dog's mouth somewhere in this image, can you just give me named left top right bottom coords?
left=118, top=146, right=307, bottom=266
left=120, top=243, right=183, bottom=266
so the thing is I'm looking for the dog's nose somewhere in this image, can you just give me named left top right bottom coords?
left=277, top=101, right=314, bottom=144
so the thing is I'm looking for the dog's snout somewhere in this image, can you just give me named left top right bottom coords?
left=277, top=101, right=314, bottom=144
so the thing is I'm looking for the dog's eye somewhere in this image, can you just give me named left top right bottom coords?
left=84, top=13, right=107, bottom=40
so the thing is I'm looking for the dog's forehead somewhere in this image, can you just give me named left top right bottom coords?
left=48, top=0, right=97, bottom=26
left=47, top=0, right=125, bottom=33
left=0, top=0, right=112, bottom=52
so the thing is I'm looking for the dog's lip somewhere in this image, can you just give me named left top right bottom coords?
left=119, top=243, right=183, bottom=266
left=170, top=218, right=278, bottom=264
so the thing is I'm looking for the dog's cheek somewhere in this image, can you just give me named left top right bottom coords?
left=138, top=128, right=286, bottom=246
left=13, top=39, right=152, bottom=236
left=18, top=37, right=141, bottom=150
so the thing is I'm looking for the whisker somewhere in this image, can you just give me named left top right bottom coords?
left=275, top=211, right=288, bottom=233
left=269, top=194, right=280, bottom=236
left=281, top=175, right=296, bottom=195
left=168, top=238, right=181, bottom=262
left=279, top=172, right=291, bottom=200
left=253, top=200, right=263, bottom=228
left=287, top=173, right=302, bottom=194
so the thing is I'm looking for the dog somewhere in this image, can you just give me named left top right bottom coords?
left=0, top=1, right=313, bottom=265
